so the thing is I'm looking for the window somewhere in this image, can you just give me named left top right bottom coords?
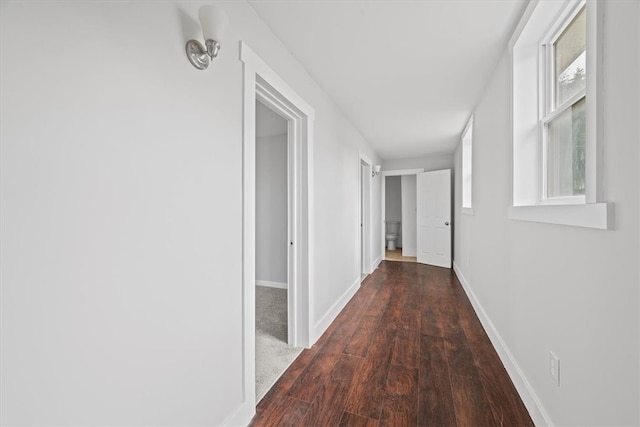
left=461, top=117, right=473, bottom=213
left=509, top=0, right=612, bottom=229
left=542, top=6, right=586, bottom=202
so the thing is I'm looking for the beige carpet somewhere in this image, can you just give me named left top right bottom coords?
left=255, top=286, right=302, bottom=401
left=385, top=248, right=417, bottom=263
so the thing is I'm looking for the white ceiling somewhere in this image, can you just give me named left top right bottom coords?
left=248, top=0, right=526, bottom=160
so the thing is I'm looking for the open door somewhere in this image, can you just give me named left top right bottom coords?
left=416, top=169, right=451, bottom=268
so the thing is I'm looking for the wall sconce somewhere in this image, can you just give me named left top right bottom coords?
left=186, top=5, right=229, bottom=70
left=372, top=165, right=382, bottom=178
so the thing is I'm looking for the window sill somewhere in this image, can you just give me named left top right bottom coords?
left=539, top=195, right=585, bottom=205
left=508, top=202, right=614, bottom=230
left=461, top=207, right=474, bottom=216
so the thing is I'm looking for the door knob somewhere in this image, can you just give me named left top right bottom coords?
left=445, top=222, right=450, bottom=226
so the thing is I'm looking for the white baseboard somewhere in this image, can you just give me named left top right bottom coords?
left=256, top=280, right=287, bottom=289
left=223, top=401, right=254, bottom=427
left=311, top=277, right=360, bottom=343
left=371, top=254, right=383, bottom=271
left=453, top=261, right=553, bottom=427
left=402, top=247, right=417, bottom=257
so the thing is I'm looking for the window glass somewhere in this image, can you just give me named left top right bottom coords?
left=554, top=7, right=586, bottom=106
left=462, top=121, right=473, bottom=209
left=546, top=97, right=586, bottom=198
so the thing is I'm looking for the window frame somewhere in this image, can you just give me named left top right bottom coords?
left=461, top=116, right=474, bottom=215
left=540, top=2, right=587, bottom=205
left=508, top=0, right=612, bottom=229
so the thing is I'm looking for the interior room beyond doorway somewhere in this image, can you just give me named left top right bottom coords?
left=384, top=175, right=417, bottom=263
left=255, top=101, right=302, bottom=401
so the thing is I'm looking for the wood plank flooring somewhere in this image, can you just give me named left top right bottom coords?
left=385, top=249, right=417, bottom=263
left=251, top=261, right=533, bottom=427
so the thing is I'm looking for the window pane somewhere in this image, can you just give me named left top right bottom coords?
left=546, top=98, right=586, bottom=198
left=462, top=124, right=472, bottom=208
left=554, top=7, right=586, bottom=106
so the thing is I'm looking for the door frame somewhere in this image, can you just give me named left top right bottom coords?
left=359, top=153, right=373, bottom=278
left=238, top=41, right=315, bottom=423
left=380, top=169, right=424, bottom=259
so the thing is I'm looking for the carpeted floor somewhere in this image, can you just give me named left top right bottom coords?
left=256, top=285, right=302, bottom=401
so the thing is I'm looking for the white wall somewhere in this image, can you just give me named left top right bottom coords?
left=0, top=1, right=381, bottom=424
left=453, top=2, right=640, bottom=425
left=383, top=152, right=454, bottom=172
left=256, top=129, right=287, bottom=284
left=385, top=176, right=402, bottom=247
left=401, top=175, right=417, bottom=256
left=256, top=102, right=288, bottom=285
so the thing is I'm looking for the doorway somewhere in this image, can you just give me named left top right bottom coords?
left=381, top=169, right=423, bottom=263
left=239, top=41, right=315, bottom=423
left=359, top=154, right=373, bottom=279
left=254, top=101, right=301, bottom=401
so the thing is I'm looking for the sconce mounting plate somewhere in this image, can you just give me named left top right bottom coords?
left=186, top=40, right=210, bottom=70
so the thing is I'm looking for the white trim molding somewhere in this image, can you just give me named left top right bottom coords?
left=223, top=402, right=253, bottom=427
left=359, top=151, right=374, bottom=276
left=371, top=254, right=382, bottom=272
left=461, top=207, right=475, bottom=216
left=382, top=168, right=424, bottom=177
left=256, top=280, right=287, bottom=290
left=237, top=41, right=315, bottom=427
left=453, top=262, right=553, bottom=427
left=311, top=277, right=360, bottom=344
left=508, top=202, right=613, bottom=230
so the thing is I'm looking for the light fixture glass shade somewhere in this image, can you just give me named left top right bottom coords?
left=199, top=5, right=229, bottom=42
left=374, top=165, right=382, bottom=174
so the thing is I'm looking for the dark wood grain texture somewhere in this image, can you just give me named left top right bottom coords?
left=251, top=396, right=309, bottom=427
left=450, top=374, right=500, bottom=427
left=344, top=327, right=395, bottom=419
left=250, top=261, right=533, bottom=427
left=418, top=335, right=457, bottom=426
left=391, top=310, right=421, bottom=368
left=344, top=314, right=381, bottom=357
left=340, top=411, right=379, bottom=427
left=379, top=363, right=419, bottom=427
left=300, top=354, right=361, bottom=426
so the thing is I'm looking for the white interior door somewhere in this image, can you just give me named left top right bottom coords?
left=416, top=169, right=451, bottom=267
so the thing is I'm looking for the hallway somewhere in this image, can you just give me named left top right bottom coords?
left=251, top=261, right=533, bottom=426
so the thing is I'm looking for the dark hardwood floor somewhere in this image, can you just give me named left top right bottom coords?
left=251, top=261, right=533, bottom=427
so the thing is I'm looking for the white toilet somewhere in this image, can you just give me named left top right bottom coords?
left=385, top=221, right=400, bottom=250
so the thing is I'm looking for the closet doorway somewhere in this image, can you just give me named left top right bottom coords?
left=255, top=102, right=301, bottom=401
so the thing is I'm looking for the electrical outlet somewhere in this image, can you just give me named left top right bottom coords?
left=549, top=351, right=560, bottom=386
